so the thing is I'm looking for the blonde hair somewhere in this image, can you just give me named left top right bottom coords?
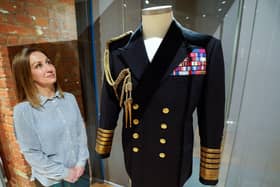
left=12, top=47, right=63, bottom=107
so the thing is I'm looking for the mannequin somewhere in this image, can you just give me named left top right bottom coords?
left=142, top=5, right=174, bottom=61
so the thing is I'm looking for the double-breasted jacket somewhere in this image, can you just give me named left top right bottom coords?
left=95, top=20, right=225, bottom=187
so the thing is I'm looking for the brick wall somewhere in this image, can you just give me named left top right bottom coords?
left=0, top=0, right=82, bottom=186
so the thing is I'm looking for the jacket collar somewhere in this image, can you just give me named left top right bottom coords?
left=118, top=20, right=189, bottom=81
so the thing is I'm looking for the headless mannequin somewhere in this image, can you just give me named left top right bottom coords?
left=142, top=5, right=174, bottom=62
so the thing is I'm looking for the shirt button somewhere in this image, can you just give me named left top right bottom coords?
left=162, top=107, right=170, bottom=114
left=132, top=147, right=139, bottom=153
left=133, top=104, right=139, bottom=110
left=133, top=119, right=139, bottom=125
left=132, top=133, right=140, bottom=139
left=160, top=138, right=167, bottom=144
left=160, top=123, right=168, bottom=130
left=159, top=152, right=166, bottom=158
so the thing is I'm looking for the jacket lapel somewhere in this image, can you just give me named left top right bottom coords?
left=117, top=20, right=191, bottom=118
left=131, top=20, right=185, bottom=118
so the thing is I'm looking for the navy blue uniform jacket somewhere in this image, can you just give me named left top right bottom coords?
left=96, top=20, right=225, bottom=187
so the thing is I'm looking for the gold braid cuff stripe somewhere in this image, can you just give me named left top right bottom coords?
left=97, top=128, right=113, bottom=140
left=97, top=131, right=113, bottom=138
left=96, top=139, right=113, bottom=146
left=97, top=128, right=114, bottom=133
left=201, top=152, right=221, bottom=159
left=95, top=145, right=112, bottom=155
left=200, top=162, right=220, bottom=169
left=201, top=157, right=221, bottom=164
left=96, top=128, right=114, bottom=154
left=201, top=147, right=221, bottom=153
left=200, top=167, right=219, bottom=180
left=97, top=136, right=113, bottom=142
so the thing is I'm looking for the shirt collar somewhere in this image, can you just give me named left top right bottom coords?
left=39, top=91, right=62, bottom=106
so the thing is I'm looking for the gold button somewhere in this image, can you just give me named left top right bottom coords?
left=132, top=147, right=139, bottom=153
left=160, top=138, right=166, bottom=144
left=132, top=133, right=140, bottom=139
left=161, top=123, right=168, bottom=129
left=133, top=104, right=139, bottom=110
left=133, top=119, right=139, bottom=125
left=159, top=152, right=166, bottom=158
left=162, top=107, right=170, bottom=114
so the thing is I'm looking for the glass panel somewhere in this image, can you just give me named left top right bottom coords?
left=226, top=0, right=280, bottom=186
left=93, top=0, right=241, bottom=186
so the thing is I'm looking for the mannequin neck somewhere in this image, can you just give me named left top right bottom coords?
left=142, top=5, right=174, bottom=40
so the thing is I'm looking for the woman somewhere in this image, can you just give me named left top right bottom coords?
left=12, top=47, right=89, bottom=187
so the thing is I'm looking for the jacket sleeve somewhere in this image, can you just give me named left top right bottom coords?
left=95, top=31, right=132, bottom=158
left=95, top=59, right=121, bottom=158
left=13, top=105, right=69, bottom=180
left=197, top=39, right=225, bottom=185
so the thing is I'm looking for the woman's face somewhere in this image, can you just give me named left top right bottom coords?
left=29, top=51, right=57, bottom=89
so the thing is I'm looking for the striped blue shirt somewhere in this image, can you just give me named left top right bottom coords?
left=13, top=92, right=89, bottom=186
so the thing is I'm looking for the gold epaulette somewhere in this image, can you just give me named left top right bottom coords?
left=104, top=31, right=133, bottom=86
left=104, top=31, right=134, bottom=128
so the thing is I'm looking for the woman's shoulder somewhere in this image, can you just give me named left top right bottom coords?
left=62, top=92, right=79, bottom=104
left=62, top=92, right=76, bottom=100
left=13, top=101, right=32, bottom=118
left=14, top=101, right=31, bottom=112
